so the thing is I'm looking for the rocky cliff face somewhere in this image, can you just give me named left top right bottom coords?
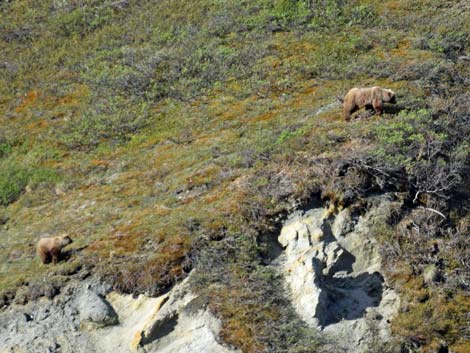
left=0, top=196, right=402, bottom=353
left=0, top=110, right=463, bottom=352
left=276, top=195, right=400, bottom=352
left=0, top=276, right=239, bottom=353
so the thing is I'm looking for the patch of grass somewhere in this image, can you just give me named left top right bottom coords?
left=276, top=126, right=306, bottom=144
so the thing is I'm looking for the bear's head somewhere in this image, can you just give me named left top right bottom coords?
left=61, top=235, right=73, bottom=246
left=383, top=89, right=397, bottom=104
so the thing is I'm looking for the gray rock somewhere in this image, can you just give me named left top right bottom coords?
left=0, top=275, right=240, bottom=353
left=331, top=208, right=354, bottom=238
left=76, top=289, right=118, bottom=329
left=0, top=282, right=96, bottom=353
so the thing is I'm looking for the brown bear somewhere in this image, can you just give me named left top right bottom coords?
left=36, top=234, right=73, bottom=264
left=342, top=86, right=396, bottom=121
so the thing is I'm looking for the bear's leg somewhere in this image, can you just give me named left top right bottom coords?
left=372, top=99, right=383, bottom=116
left=350, top=105, right=360, bottom=119
left=39, top=252, right=50, bottom=264
left=344, top=105, right=358, bottom=121
left=51, top=249, right=60, bottom=264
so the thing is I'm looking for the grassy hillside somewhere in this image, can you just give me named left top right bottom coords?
left=0, top=0, right=469, bottom=352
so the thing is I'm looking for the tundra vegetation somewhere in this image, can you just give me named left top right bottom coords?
left=0, top=0, right=469, bottom=352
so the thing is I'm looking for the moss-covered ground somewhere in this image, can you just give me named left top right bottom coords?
left=0, top=0, right=469, bottom=351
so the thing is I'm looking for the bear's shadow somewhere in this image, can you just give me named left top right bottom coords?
left=383, top=104, right=405, bottom=115
left=311, top=247, right=385, bottom=329
left=353, top=104, right=405, bottom=120
left=56, top=245, right=87, bottom=263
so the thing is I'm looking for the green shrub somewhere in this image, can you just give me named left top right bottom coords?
left=0, top=160, right=60, bottom=206
left=0, top=133, right=13, bottom=159
left=0, top=164, right=29, bottom=206
left=348, top=4, right=377, bottom=26
left=274, top=0, right=310, bottom=21
left=29, top=167, right=61, bottom=187
left=276, top=127, right=305, bottom=144
left=0, top=143, right=12, bottom=159
left=368, top=106, right=466, bottom=207
left=62, top=98, right=150, bottom=150
left=372, top=109, right=442, bottom=170
left=54, top=6, right=113, bottom=37
left=428, top=30, right=468, bottom=54
left=308, top=1, right=378, bottom=29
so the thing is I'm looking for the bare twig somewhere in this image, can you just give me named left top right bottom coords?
left=419, top=206, right=446, bottom=219
left=411, top=221, right=420, bottom=236
left=98, top=0, right=129, bottom=9
left=413, top=191, right=420, bottom=204
left=352, top=160, right=391, bottom=177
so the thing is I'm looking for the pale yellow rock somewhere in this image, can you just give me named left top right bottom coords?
left=87, top=281, right=239, bottom=353
left=130, top=331, right=142, bottom=351
left=91, top=291, right=169, bottom=353
left=324, top=203, right=336, bottom=218
left=310, top=228, right=324, bottom=242
left=128, top=294, right=169, bottom=350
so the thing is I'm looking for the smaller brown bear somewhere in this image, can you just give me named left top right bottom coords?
left=36, top=234, right=73, bottom=264
left=342, top=86, right=396, bottom=121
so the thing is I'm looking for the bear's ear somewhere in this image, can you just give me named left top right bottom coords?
left=387, top=90, right=397, bottom=103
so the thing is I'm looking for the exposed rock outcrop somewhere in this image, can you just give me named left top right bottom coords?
left=102, top=276, right=239, bottom=353
left=277, top=195, right=400, bottom=353
left=0, top=195, right=401, bottom=353
left=0, top=276, right=239, bottom=353
left=142, top=308, right=238, bottom=353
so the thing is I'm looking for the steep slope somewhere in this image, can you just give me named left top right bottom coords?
left=0, top=1, right=469, bottom=352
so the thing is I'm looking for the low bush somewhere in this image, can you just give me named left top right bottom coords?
left=62, top=97, right=150, bottom=150
left=53, top=5, right=114, bottom=37
left=0, top=143, right=12, bottom=159
left=0, top=160, right=60, bottom=206
left=0, top=164, right=29, bottom=206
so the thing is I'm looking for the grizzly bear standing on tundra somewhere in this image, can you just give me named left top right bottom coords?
left=36, top=234, right=73, bottom=264
left=342, top=86, right=396, bottom=121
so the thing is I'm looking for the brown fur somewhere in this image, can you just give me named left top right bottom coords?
left=36, top=235, right=73, bottom=264
left=342, top=86, right=396, bottom=121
